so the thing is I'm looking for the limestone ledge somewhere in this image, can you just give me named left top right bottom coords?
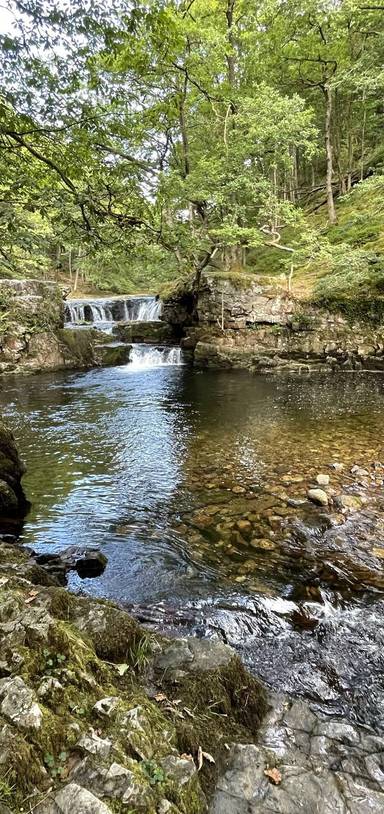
left=182, top=320, right=384, bottom=373
left=163, top=272, right=384, bottom=372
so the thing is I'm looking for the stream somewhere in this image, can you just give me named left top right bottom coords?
left=1, top=365, right=384, bottom=732
left=1, top=296, right=384, bottom=734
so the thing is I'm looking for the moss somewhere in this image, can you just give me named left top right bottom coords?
left=203, top=270, right=267, bottom=290
left=0, top=547, right=268, bottom=812
left=97, top=344, right=132, bottom=367
left=162, top=656, right=268, bottom=796
left=57, top=327, right=97, bottom=365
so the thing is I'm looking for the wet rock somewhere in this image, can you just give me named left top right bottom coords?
left=351, top=465, right=370, bottom=478
left=334, top=494, right=362, bottom=511
left=307, top=488, right=329, bottom=507
left=0, top=480, right=18, bottom=511
left=0, top=676, right=42, bottom=729
left=0, top=420, right=27, bottom=518
left=211, top=697, right=384, bottom=814
left=36, top=547, right=108, bottom=581
left=36, top=782, right=113, bottom=813
left=236, top=519, right=252, bottom=538
left=316, top=473, right=330, bottom=486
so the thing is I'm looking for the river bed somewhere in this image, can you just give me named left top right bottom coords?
left=1, top=365, right=384, bottom=731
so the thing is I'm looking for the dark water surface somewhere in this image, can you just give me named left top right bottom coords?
left=2, top=366, right=384, bottom=728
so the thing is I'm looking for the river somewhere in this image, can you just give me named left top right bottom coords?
left=1, top=364, right=384, bottom=731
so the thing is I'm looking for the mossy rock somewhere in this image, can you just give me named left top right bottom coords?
left=114, top=321, right=177, bottom=345
left=97, top=344, right=132, bottom=367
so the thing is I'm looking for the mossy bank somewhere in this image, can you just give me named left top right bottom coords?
left=0, top=542, right=267, bottom=814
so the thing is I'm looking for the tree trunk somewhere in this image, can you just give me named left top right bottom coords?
left=225, top=0, right=236, bottom=101
left=73, top=248, right=81, bottom=293
left=324, top=85, right=337, bottom=224
left=68, top=247, right=73, bottom=284
left=360, top=89, right=367, bottom=182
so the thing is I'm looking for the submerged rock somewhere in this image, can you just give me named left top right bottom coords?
left=307, top=488, right=329, bottom=507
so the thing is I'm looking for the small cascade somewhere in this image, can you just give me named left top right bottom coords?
left=124, top=297, right=162, bottom=322
left=64, top=295, right=162, bottom=331
left=128, top=344, right=184, bottom=369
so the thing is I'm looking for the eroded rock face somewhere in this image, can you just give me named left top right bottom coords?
left=197, top=272, right=295, bottom=327
left=163, top=272, right=384, bottom=372
left=0, top=279, right=64, bottom=374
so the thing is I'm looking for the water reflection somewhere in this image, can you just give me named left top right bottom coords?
left=1, top=367, right=384, bottom=724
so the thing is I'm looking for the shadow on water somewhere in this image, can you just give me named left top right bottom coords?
left=1, top=366, right=384, bottom=729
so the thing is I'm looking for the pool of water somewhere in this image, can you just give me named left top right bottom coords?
left=2, top=366, right=384, bottom=728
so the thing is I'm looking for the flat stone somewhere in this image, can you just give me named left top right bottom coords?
left=78, top=729, right=112, bottom=759
left=0, top=676, right=42, bottom=729
left=37, top=782, right=113, bottom=813
left=334, top=494, right=362, bottom=511
left=351, top=465, right=369, bottom=477
left=307, top=488, right=329, bottom=507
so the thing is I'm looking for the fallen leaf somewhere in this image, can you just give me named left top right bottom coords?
left=115, top=663, right=129, bottom=676
left=197, top=745, right=203, bottom=771
left=264, top=767, right=282, bottom=785
left=202, top=751, right=215, bottom=764
left=25, top=589, right=40, bottom=604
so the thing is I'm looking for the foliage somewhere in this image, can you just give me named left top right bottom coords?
left=0, top=0, right=383, bottom=296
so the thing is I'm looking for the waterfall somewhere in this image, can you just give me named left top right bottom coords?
left=64, top=296, right=162, bottom=330
left=124, top=297, right=162, bottom=322
left=128, top=344, right=184, bottom=369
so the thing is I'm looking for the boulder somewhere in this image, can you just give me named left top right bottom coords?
left=114, top=320, right=178, bottom=345
left=36, top=782, right=113, bottom=814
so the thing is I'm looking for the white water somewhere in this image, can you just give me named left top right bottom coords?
left=128, top=344, right=184, bottom=369
left=65, top=296, right=162, bottom=329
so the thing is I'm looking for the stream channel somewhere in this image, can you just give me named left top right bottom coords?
left=2, top=295, right=384, bottom=736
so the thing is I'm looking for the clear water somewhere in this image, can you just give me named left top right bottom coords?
left=2, top=367, right=384, bottom=726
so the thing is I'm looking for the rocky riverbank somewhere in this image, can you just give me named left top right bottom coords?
left=0, top=541, right=383, bottom=813
left=163, top=272, right=384, bottom=372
